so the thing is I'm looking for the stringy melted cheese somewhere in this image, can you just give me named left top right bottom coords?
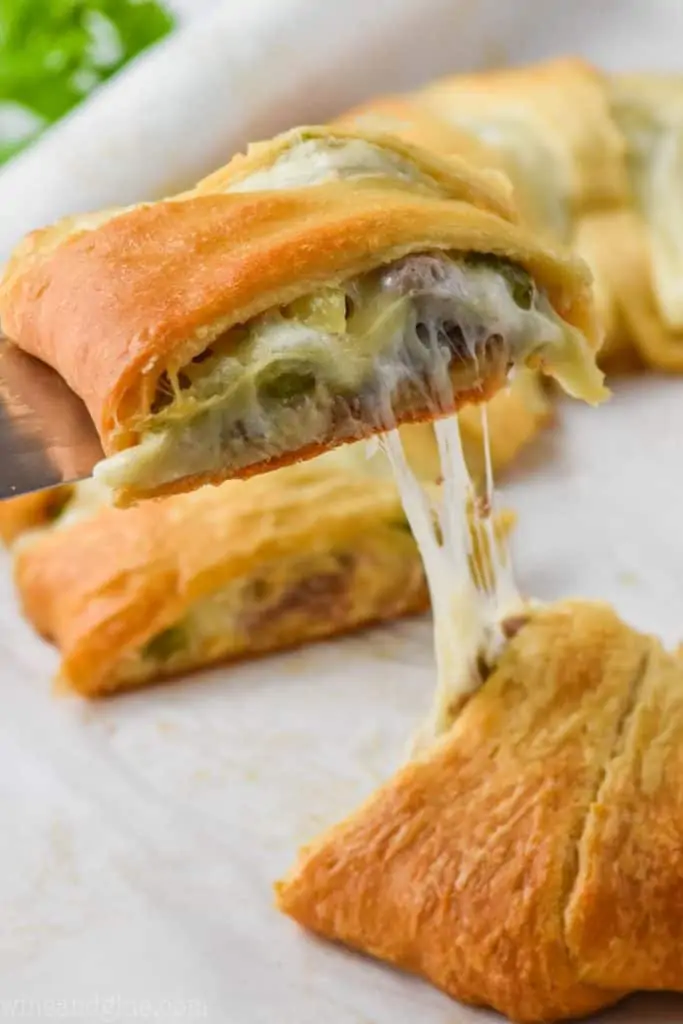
left=95, top=253, right=604, bottom=494
left=381, top=410, right=524, bottom=752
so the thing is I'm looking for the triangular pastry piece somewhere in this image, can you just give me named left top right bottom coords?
left=0, top=125, right=604, bottom=505
left=277, top=601, right=682, bottom=1023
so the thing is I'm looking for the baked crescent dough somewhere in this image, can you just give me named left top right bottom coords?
left=334, top=96, right=500, bottom=167
left=12, top=455, right=514, bottom=697
left=571, top=212, right=637, bottom=370
left=611, top=73, right=683, bottom=333
left=277, top=600, right=683, bottom=1022
left=0, top=125, right=604, bottom=505
left=574, top=208, right=683, bottom=372
left=422, top=58, right=629, bottom=241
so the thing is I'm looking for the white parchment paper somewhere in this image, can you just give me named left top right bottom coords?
left=1, top=2, right=683, bottom=1021
left=2, top=378, right=682, bottom=1022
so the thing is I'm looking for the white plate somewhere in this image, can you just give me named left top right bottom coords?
left=1, top=376, right=682, bottom=1021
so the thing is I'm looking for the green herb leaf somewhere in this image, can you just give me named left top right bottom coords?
left=0, top=0, right=174, bottom=165
left=466, top=253, right=535, bottom=310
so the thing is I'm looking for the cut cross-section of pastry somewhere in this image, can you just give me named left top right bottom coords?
left=0, top=125, right=605, bottom=505
left=421, top=58, right=630, bottom=241
left=333, top=104, right=556, bottom=473
left=277, top=601, right=683, bottom=1023
left=11, top=454, right=514, bottom=697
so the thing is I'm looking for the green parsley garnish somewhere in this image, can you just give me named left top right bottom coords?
left=0, top=0, right=175, bottom=165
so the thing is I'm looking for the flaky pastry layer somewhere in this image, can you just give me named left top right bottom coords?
left=13, top=457, right=515, bottom=697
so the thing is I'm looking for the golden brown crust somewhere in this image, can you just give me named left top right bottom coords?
left=422, top=58, right=629, bottom=221
left=15, top=464, right=409, bottom=694
left=571, top=212, right=637, bottom=370
left=276, top=600, right=681, bottom=1022
left=566, top=638, right=683, bottom=992
left=0, top=127, right=598, bottom=465
left=13, top=458, right=514, bottom=697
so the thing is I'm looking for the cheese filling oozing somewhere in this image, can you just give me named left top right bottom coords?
left=95, top=252, right=603, bottom=492
left=380, top=408, right=524, bottom=752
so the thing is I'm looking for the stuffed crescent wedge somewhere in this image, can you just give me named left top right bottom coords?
left=10, top=454, right=513, bottom=697
left=277, top=601, right=683, bottom=1023
left=0, top=126, right=604, bottom=504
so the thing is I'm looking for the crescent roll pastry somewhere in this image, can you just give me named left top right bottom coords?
left=422, top=58, right=629, bottom=242
left=571, top=212, right=639, bottom=370
left=0, top=125, right=604, bottom=505
left=575, top=208, right=683, bottom=372
left=0, top=487, right=74, bottom=545
left=611, top=73, right=683, bottom=334
left=0, top=477, right=111, bottom=547
left=334, top=95, right=500, bottom=167
left=277, top=600, right=683, bottom=1023
left=11, top=454, right=514, bottom=697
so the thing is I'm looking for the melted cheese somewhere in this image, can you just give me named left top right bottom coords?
left=95, top=253, right=604, bottom=493
left=381, top=411, right=523, bottom=753
left=225, top=137, right=436, bottom=193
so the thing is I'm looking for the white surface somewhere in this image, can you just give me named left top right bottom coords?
left=3, top=0, right=683, bottom=262
left=1, top=376, right=683, bottom=1022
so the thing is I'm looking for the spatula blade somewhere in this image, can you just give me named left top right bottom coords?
left=0, top=335, right=103, bottom=500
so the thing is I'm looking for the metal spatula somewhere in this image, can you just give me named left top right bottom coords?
left=0, top=335, right=103, bottom=500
